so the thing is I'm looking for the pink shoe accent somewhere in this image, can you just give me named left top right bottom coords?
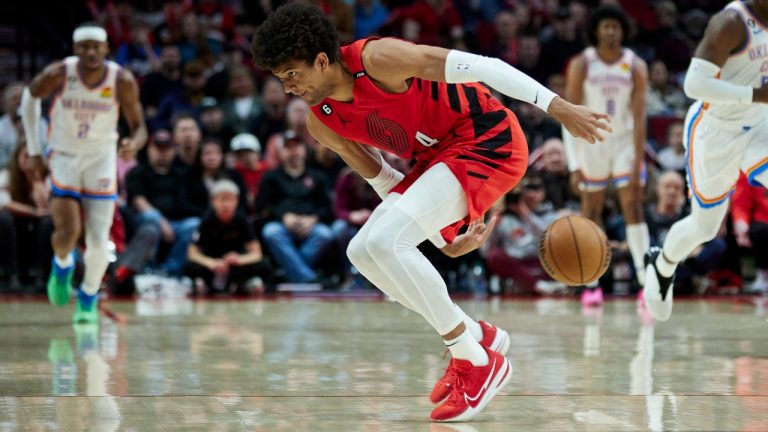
left=580, top=286, right=604, bottom=306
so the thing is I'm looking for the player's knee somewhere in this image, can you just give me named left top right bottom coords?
left=346, top=232, right=371, bottom=268
left=693, top=210, right=724, bottom=241
left=364, top=225, right=395, bottom=260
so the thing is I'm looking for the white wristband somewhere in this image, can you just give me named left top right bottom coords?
left=364, top=154, right=404, bottom=199
left=683, top=57, right=753, bottom=104
left=20, top=87, right=42, bottom=157
left=444, top=50, right=558, bottom=112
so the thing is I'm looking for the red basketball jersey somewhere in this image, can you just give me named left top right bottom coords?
left=309, top=38, right=508, bottom=159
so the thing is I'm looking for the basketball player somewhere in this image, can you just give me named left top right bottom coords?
left=251, top=4, right=609, bottom=422
left=20, top=23, right=147, bottom=323
left=563, top=6, right=650, bottom=305
left=644, top=0, right=768, bottom=321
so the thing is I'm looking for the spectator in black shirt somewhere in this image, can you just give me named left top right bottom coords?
left=184, top=180, right=267, bottom=294
left=257, top=131, right=334, bottom=283
left=179, top=137, right=248, bottom=217
left=539, top=138, right=580, bottom=211
left=115, top=132, right=201, bottom=281
left=141, top=44, right=182, bottom=123
left=171, top=114, right=202, bottom=173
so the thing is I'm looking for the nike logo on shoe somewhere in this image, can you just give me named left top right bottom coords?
left=463, top=359, right=496, bottom=408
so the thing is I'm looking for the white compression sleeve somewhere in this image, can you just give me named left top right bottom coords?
left=562, top=126, right=580, bottom=172
left=20, top=87, right=42, bottom=156
left=364, top=154, right=404, bottom=200
left=683, top=57, right=753, bottom=104
left=444, top=50, right=558, bottom=112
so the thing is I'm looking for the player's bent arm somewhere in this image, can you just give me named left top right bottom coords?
left=21, top=62, right=64, bottom=156
left=683, top=11, right=758, bottom=104
left=307, top=111, right=401, bottom=198
left=631, top=58, right=648, bottom=164
left=118, top=70, right=148, bottom=149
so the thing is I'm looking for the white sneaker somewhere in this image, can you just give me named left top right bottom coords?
left=749, top=270, right=768, bottom=294
left=643, top=247, right=675, bottom=322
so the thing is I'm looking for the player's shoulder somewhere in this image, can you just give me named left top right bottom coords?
left=707, top=7, right=748, bottom=34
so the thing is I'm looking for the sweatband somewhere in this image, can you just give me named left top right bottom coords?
left=365, top=154, right=404, bottom=200
left=683, top=57, right=753, bottom=104
left=444, top=50, right=558, bottom=112
left=73, top=27, right=108, bottom=43
left=20, top=87, right=42, bottom=156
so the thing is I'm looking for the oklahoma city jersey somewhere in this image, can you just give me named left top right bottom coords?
left=704, top=1, right=768, bottom=124
left=48, top=56, right=121, bottom=154
left=310, top=38, right=528, bottom=241
left=581, top=47, right=635, bottom=136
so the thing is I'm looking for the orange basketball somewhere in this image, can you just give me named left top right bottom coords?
left=538, top=215, right=611, bottom=286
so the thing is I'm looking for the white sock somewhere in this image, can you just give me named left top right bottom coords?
left=445, top=328, right=488, bottom=366
left=454, top=304, right=482, bottom=342
left=626, top=223, right=650, bottom=285
left=655, top=251, right=677, bottom=278
left=54, top=252, right=74, bottom=269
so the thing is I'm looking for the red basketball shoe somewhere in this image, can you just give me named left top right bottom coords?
left=430, top=321, right=510, bottom=404
left=430, top=346, right=512, bottom=422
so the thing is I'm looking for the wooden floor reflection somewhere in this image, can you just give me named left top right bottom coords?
left=1, top=296, right=767, bottom=431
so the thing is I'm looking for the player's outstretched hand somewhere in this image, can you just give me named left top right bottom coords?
left=548, top=97, right=611, bottom=144
left=440, top=214, right=498, bottom=258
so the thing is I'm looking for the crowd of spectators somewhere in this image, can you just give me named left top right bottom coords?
left=0, top=0, right=765, bottom=297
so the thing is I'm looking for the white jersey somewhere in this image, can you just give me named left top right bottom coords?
left=581, top=47, right=636, bottom=136
left=705, top=1, right=768, bottom=124
left=48, top=56, right=120, bottom=154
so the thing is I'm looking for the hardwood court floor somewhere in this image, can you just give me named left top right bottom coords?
left=1, top=295, right=767, bottom=431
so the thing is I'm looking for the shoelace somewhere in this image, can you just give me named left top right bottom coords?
left=444, top=361, right=474, bottom=403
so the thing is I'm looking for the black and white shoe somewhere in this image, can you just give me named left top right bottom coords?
left=643, top=247, right=675, bottom=321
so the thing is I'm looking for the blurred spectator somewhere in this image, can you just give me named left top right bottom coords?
left=172, top=114, right=203, bottom=172
left=513, top=102, right=561, bottom=150
left=254, top=76, right=288, bottom=145
left=118, top=134, right=201, bottom=280
left=539, top=138, right=580, bottom=211
left=230, top=133, right=268, bottom=215
left=264, top=98, right=315, bottom=169
left=547, top=73, right=566, bottom=98
left=0, top=144, right=53, bottom=288
left=205, top=43, right=245, bottom=102
left=175, top=11, right=214, bottom=64
left=656, top=121, right=685, bottom=174
left=257, top=131, right=334, bottom=283
left=0, top=83, right=47, bottom=168
left=179, top=137, right=248, bottom=217
left=198, top=97, right=234, bottom=144
left=646, top=60, right=688, bottom=117
left=184, top=179, right=267, bottom=294
left=140, top=44, right=182, bottom=121
left=386, top=0, right=464, bottom=49
left=485, top=173, right=562, bottom=294
left=568, top=0, right=590, bottom=35
left=155, top=60, right=208, bottom=130
left=483, top=9, right=519, bottom=64
left=732, top=173, right=768, bottom=294
left=540, top=8, right=585, bottom=78
left=308, top=142, right=346, bottom=186
left=308, top=0, right=356, bottom=43
left=115, top=18, right=158, bottom=77
left=332, top=167, right=380, bottom=278
left=219, top=66, right=265, bottom=136
left=651, top=1, right=692, bottom=75
left=514, top=33, right=549, bottom=84
left=355, top=0, right=390, bottom=38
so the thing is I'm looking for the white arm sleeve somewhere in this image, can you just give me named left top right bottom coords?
left=20, top=87, right=42, bottom=156
left=562, top=126, right=580, bottom=172
left=444, top=50, right=558, bottom=112
left=683, top=57, right=753, bottom=104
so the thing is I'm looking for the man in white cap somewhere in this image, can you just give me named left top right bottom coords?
left=230, top=132, right=267, bottom=214
left=20, top=22, right=147, bottom=323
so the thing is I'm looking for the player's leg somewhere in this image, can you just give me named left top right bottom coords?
left=645, top=104, right=745, bottom=320
left=47, top=152, right=83, bottom=306
left=362, top=162, right=511, bottom=421
left=614, top=139, right=650, bottom=286
left=74, top=199, right=115, bottom=323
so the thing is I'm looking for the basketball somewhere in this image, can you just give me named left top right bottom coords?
left=538, top=215, right=611, bottom=286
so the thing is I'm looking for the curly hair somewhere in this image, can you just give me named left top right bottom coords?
left=251, top=3, right=340, bottom=70
left=587, top=6, right=630, bottom=46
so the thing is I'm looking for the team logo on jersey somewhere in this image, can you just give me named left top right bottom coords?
left=337, top=113, right=352, bottom=128
left=100, top=87, right=112, bottom=98
left=415, top=131, right=439, bottom=147
left=365, top=110, right=409, bottom=155
left=620, top=63, right=630, bottom=72
left=321, top=103, right=333, bottom=116
left=747, top=18, right=762, bottom=35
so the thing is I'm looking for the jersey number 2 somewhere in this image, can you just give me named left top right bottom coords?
left=77, top=123, right=90, bottom=139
